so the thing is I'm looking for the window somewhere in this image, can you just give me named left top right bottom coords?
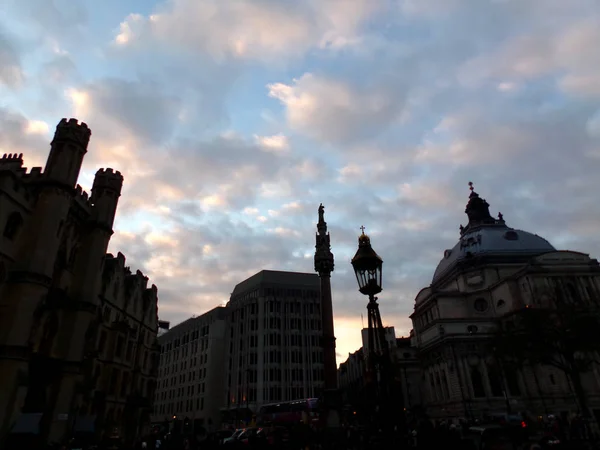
left=505, top=368, right=521, bottom=396
left=115, top=336, right=124, bottom=358
left=471, top=368, right=486, bottom=398
left=474, top=298, right=488, bottom=312
left=566, top=283, right=581, bottom=304
left=3, top=212, right=23, bottom=240
left=487, top=364, right=503, bottom=397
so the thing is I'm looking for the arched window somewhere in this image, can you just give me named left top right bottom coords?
left=471, top=368, right=486, bottom=398
left=505, top=367, right=521, bottom=396
left=567, top=283, right=581, bottom=304
left=486, top=363, right=504, bottom=397
left=3, top=212, right=23, bottom=240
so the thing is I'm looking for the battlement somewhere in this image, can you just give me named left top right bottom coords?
left=52, top=118, right=92, bottom=147
left=26, top=167, right=43, bottom=179
left=93, top=167, right=124, bottom=193
left=0, top=153, right=24, bottom=170
left=74, top=184, right=92, bottom=209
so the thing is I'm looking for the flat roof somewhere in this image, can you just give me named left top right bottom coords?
left=231, top=270, right=320, bottom=298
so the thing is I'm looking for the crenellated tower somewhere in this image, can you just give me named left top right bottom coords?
left=70, top=168, right=123, bottom=309
left=314, top=203, right=337, bottom=390
left=44, top=118, right=91, bottom=188
left=91, top=168, right=124, bottom=231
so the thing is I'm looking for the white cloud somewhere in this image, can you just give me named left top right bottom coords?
left=112, top=0, right=386, bottom=60
left=255, top=133, right=290, bottom=153
left=268, top=73, right=408, bottom=144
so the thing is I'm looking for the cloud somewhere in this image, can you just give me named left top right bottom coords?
left=113, top=0, right=388, bottom=60
left=0, top=30, right=25, bottom=88
left=255, top=134, right=290, bottom=153
left=268, top=73, right=409, bottom=144
left=3, top=0, right=600, bottom=364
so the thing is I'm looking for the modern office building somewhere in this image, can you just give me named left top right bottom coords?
left=152, top=307, right=227, bottom=432
left=223, top=270, right=325, bottom=419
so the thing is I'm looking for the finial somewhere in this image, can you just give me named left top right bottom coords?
left=498, top=212, right=504, bottom=221
left=468, top=181, right=474, bottom=192
left=460, top=224, right=464, bottom=233
left=360, top=225, right=366, bottom=235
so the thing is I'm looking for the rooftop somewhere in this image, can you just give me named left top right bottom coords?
left=231, top=269, right=320, bottom=298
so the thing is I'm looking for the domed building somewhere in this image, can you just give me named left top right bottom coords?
left=410, top=184, right=600, bottom=422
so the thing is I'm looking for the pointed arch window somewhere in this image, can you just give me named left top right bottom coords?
left=3, top=212, right=23, bottom=240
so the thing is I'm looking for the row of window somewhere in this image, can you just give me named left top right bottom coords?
left=230, top=298, right=321, bottom=323
left=228, top=366, right=325, bottom=386
left=161, top=325, right=211, bottom=353
left=228, top=385, right=322, bottom=405
left=160, top=366, right=208, bottom=388
left=155, top=396, right=205, bottom=416
left=160, top=352, right=209, bottom=377
left=232, top=288, right=319, bottom=306
left=156, top=382, right=207, bottom=401
left=231, top=350, right=324, bottom=369
left=161, top=337, right=210, bottom=362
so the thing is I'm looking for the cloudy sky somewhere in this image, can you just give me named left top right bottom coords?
left=2, top=0, right=600, bottom=364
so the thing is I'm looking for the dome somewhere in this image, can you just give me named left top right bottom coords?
left=432, top=183, right=556, bottom=283
left=432, top=225, right=555, bottom=283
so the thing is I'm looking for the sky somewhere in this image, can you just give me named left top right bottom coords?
left=1, top=0, right=600, bottom=365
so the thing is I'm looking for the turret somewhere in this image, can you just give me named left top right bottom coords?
left=44, top=118, right=91, bottom=188
left=91, top=168, right=123, bottom=231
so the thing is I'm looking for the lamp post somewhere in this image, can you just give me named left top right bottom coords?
left=351, top=228, right=403, bottom=436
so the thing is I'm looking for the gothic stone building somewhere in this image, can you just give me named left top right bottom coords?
left=0, top=118, right=159, bottom=445
left=411, top=186, right=600, bottom=421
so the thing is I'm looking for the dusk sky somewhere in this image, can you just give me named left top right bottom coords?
left=2, top=0, right=600, bottom=364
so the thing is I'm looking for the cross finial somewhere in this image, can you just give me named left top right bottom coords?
left=360, top=225, right=366, bottom=234
left=468, top=181, right=474, bottom=192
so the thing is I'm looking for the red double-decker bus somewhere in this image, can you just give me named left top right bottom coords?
left=257, top=398, right=320, bottom=427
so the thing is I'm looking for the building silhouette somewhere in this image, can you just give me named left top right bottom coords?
left=223, top=270, right=325, bottom=423
left=411, top=184, right=600, bottom=420
left=0, top=119, right=158, bottom=446
left=152, top=307, right=227, bottom=432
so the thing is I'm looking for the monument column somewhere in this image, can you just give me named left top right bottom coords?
left=314, top=204, right=337, bottom=390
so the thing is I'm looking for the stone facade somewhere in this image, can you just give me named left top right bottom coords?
left=411, top=186, right=600, bottom=421
left=0, top=119, right=158, bottom=446
left=93, top=253, right=160, bottom=443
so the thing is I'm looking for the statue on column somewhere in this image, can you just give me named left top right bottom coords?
left=318, top=203, right=325, bottom=223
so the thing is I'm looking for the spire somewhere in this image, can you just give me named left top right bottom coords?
left=315, top=203, right=334, bottom=275
left=463, top=181, right=496, bottom=231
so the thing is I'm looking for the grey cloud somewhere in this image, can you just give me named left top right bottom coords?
left=0, top=109, right=49, bottom=164
left=0, top=30, right=24, bottom=88
left=5, top=0, right=87, bottom=41
left=84, top=79, right=182, bottom=146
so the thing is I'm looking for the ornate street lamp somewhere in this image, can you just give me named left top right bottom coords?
left=351, top=227, right=403, bottom=435
left=351, top=228, right=387, bottom=363
left=351, top=227, right=383, bottom=298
